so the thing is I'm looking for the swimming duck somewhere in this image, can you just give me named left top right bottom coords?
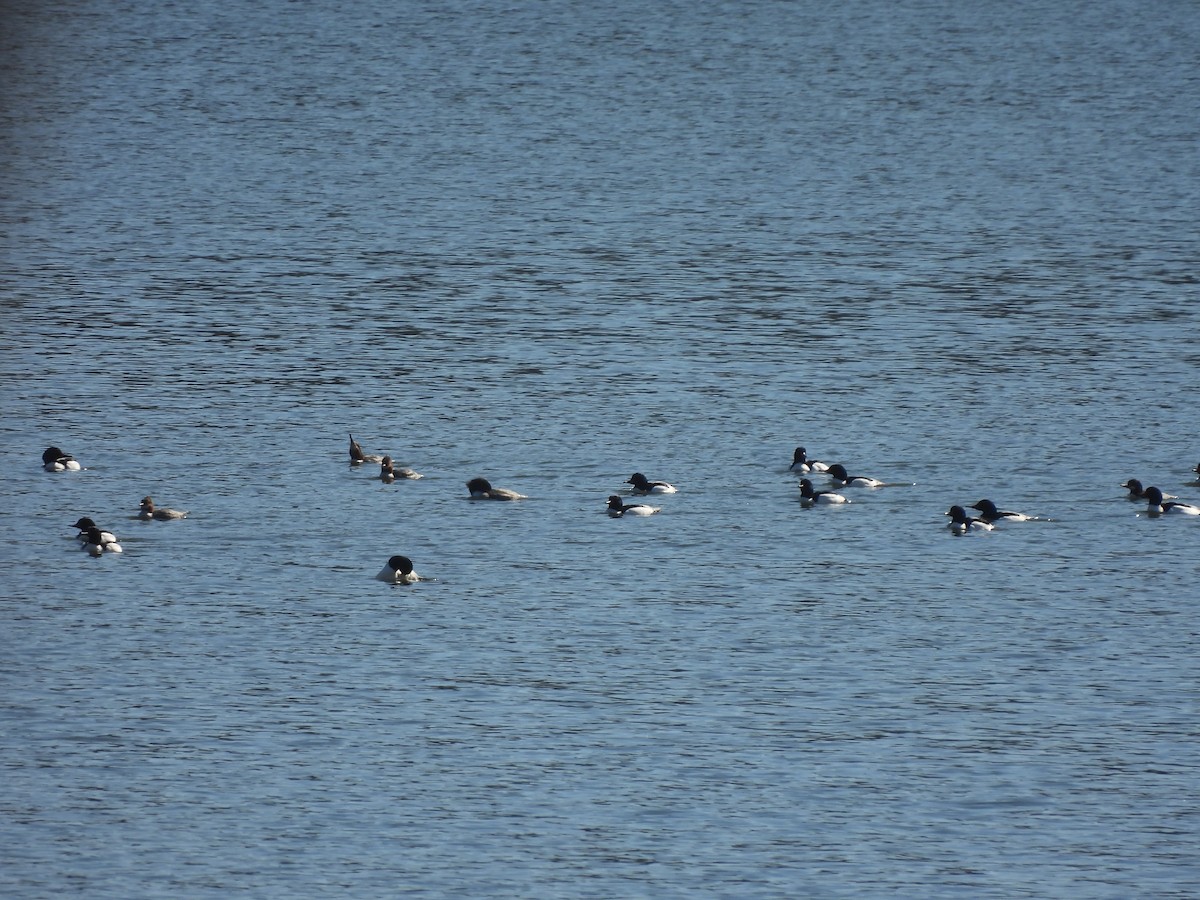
left=82, top=526, right=123, bottom=555
left=72, top=517, right=117, bottom=544
left=607, top=495, right=660, bottom=517
left=380, top=456, right=422, bottom=482
left=1121, top=479, right=1175, bottom=501
left=825, top=464, right=885, bottom=488
left=139, top=496, right=188, bottom=520
left=1143, top=486, right=1200, bottom=517
left=945, top=505, right=994, bottom=534
left=376, top=554, right=422, bottom=584
left=466, top=477, right=526, bottom=500
left=626, top=472, right=677, bottom=494
left=970, top=499, right=1034, bottom=523
left=790, top=447, right=830, bottom=473
left=349, top=433, right=385, bottom=465
left=42, top=446, right=82, bottom=472
left=798, top=478, right=848, bottom=507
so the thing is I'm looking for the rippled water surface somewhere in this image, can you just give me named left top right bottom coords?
left=3, top=1, right=1199, bottom=896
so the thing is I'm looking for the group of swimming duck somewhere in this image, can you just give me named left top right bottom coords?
left=795, top=446, right=1200, bottom=534
left=43, top=446, right=189, bottom=557
left=46, top=439, right=1200, bottom=575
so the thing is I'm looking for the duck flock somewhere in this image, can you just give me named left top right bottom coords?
left=46, top=440, right=1200, bottom=580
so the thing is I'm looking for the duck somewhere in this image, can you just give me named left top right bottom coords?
left=797, top=478, right=848, bottom=507
left=82, top=526, right=123, bottom=556
left=139, top=496, right=188, bottom=520
left=970, top=499, right=1035, bottom=523
left=42, top=446, right=82, bottom=472
left=380, top=456, right=422, bottom=482
left=789, top=447, right=830, bottom=473
left=607, top=495, right=660, bottom=517
left=376, top=554, right=421, bottom=584
left=1121, top=479, right=1175, bottom=501
left=466, top=477, right=526, bottom=500
left=1143, top=486, right=1200, bottom=517
left=945, top=505, right=994, bottom=534
left=349, top=433, right=385, bottom=465
left=72, top=517, right=117, bottom=544
left=626, top=472, right=677, bottom=494
left=825, top=463, right=885, bottom=488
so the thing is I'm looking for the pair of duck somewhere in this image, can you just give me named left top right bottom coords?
left=944, top=500, right=1039, bottom=534
left=608, top=472, right=678, bottom=517
left=791, top=448, right=887, bottom=488
left=72, top=517, right=123, bottom=556
left=1122, top=479, right=1200, bottom=517
left=349, top=435, right=423, bottom=482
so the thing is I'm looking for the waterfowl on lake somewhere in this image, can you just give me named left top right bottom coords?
left=376, top=554, right=421, bottom=584
left=1142, top=486, right=1200, bottom=517
left=42, top=446, right=82, bottom=472
left=790, top=447, right=830, bottom=473
left=72, top=517, right=117, bottom=544
left=945, top=505, right=993, bottom=534
left=380, top=456, right=422, bottom=482
left=139, top=497, right=188, bottom=520
left=825, top=464, right=884, bottom=488
left=466, top=477, right=526, bottom=500
left=607, top=495, right=660, bottom=517
left=798, top=478, right=848, bottom=507
left=82, top=526, right=122, bottom=556
left=1121, top=479, right=1174, bottom=501
left=349, top=433, right=385, bottom=465
left=970, top=499, right=1035, bottom=523
left=626, top=472, right=677, bottom=494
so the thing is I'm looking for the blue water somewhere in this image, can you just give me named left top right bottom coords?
left=3, top=1, right=1199, bottom=896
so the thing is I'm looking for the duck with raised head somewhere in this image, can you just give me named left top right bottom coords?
left=349, top=433, right=385, bottom=465
left=825, top=464, right=885, bottom=488
left=945, top=505, right=994, bottom=534
left=970, top=499, right=1035, bottom=523
left=1121, top=479, right=1175, bottom=501
left=42, top=446, right=82, bottom=472
left=607, top=495, right=660, bottom=517
left=466, top=477, right=526, bottom=501
left=798, top=478, right=848, bottom=507
left=82, top=526, right=123, bottom=556
left=139, top=496, right=188, bottom=520
left=1143, top=486, right=1200, bottom=517
left=376, top=554, right=422, bottom=584
left=380, top=456, right=422, bottom=483
left=626, top=472, right=677, bottom=494
left=789, top=447, right=830, bottom=473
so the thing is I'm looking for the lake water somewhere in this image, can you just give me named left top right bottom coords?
left=2, top=0, right=1198, bottom=896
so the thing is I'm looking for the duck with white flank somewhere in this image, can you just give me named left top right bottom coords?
left=607, top=495, right=660, bottom=517
left=825, top=464, right=885, bottom=488
left=349, top=433, right=385, bottom=465
left=42, top=446, right=82, bottom=472
left=1142, top=486, right=1200, bottom=517
left=945, top=505, right=994, bottom=534
left=82, top=526, right=123, bottom=556
left=798, top=478, right=848, bottom=507
left=626, top=472, right=677, bottom=494
left=139, top=496, right=188, bottom=520
left=970, top=499, right=1036, bottom=523
left=73, top=517, right=117, bottom=545
left=380, top=456, right=422, bottom=482
left=466, top=477, right=526, bottom=501
left=376, top=555, right=422, bottom=584
left=789, top=447, right=830, bottom=473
